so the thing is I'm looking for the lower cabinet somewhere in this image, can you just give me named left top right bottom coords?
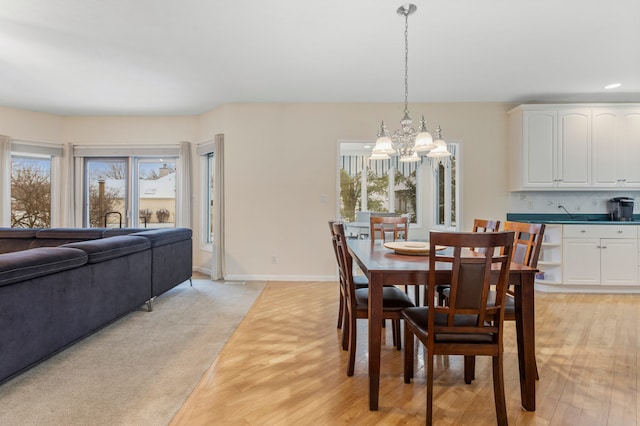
left=562, top=225, right=638, bottom=286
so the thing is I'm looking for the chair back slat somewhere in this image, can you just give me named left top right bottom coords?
left=503, top=221, right=545, bottom=268
left=332, top=222, right=357, bottom=309
left=429, top=231, right=515, bottom=339
left=370, top=216, right=409, bottom=244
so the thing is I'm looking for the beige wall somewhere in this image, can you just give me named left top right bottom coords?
left=1, top=102, right=513, bottom=280
left=0, top=106, right=63, bottom=141
left=201, top=102, right=513, bottom=280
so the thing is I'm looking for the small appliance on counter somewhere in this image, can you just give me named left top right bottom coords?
left=608, top=197, right=635, bottom=221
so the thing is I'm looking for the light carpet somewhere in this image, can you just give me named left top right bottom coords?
left=0, top=279, right=266, bottom=426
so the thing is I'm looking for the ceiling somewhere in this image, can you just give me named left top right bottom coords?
left=0, top=0, right=639, bottom=116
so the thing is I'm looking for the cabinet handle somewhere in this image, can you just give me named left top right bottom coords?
left=618, top=230, right=623, bottom=233
left=580, top=230, right=586, bottom=233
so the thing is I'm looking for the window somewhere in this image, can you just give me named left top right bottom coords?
left=10, top=155, right=51, bottom=228
left=339, top=143, right=420, bottom=223
left=431, top=143, right=459, bottom=230
left=83, top=157, right=177, bottom=228
left=339, top=141, right=460, bottom=230
left=206, top=152, right=215, bottom=243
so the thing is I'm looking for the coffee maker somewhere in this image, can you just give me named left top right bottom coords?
left=609, top=197, right=635, bottom=221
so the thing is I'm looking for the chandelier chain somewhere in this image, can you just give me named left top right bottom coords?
left=403, top=12, right=409, bottom=116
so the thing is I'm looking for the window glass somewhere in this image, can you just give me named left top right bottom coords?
left=85, top=158, right=127, bottom=228
left=433, top=144, right=458, bottom=229
left=339, top=144, right=418, bottom=224
left=10, top=155, right=51, bottom=228
left=207, top=153, right=214, bottom=243
left=136, top=160, right=176, bottom=228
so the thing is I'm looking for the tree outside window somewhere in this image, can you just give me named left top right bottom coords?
left=10, top=156, right=51, bottom=228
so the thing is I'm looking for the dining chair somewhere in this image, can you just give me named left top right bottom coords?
left=369, top=215, right=409, bottom=244
left=402, top=230, right=515, bottom=426
left=463, top=220, right=545, bottom=383
left=369, top=215, right=420, bottom=303
left=328, top=220, right=369, bottom=349
left=332, top=222, right=415, bottom=376
left=436, top=218, right=501, bottom=306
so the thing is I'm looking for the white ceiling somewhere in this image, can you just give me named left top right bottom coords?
left=0, top=0, right=639, bottom=116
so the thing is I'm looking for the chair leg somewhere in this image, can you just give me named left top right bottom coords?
left=492, top=353, right=508, bottom=426
left=403, top=323, right=414, bottom=383
left=341, top=308, right=349, bottom=351
left=337, top=290, right=344, bottom=329
left=426, top=349, right=434, bottom=426
left=346, top=313, right=357, bottom=376
left=394, top=320, right=402, bottom=351
left=464, top=355, right=476, bottom=384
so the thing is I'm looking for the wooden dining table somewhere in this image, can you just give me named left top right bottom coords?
left=347, top=238, right=538, bottom=412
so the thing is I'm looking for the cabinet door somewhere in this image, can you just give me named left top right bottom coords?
left=593, top=108, right=640, bottom=188
left=557, top=110, right=591, bottom=187
left=592, top=110, right=619, bottom=187
left=523, top=110, right=556, bottom=188
left=620, top=111, right=640, bottom=186
left=600, top=238, right=638, bottom=285
left=563, top=238, right=600, bottom=284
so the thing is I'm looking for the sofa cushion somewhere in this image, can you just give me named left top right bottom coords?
left=35, top=228, right=107, bottom=240
left=101, top=228, right=154, bottom=238
left=132, top=228, right=192, bottom=247
left=62, top=236, right=151, bottom=264
left=0, top=247, right=88, bottom=287
left=0, top=228, right=40, bottom=238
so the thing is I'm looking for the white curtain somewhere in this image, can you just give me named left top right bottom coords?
left=176, top=141, right=193, bottom=228
left=62, top=143, right=76, bottom=227
left=211, top=134, right=225, bottom=280
left=0, top=135, right=11, bottom=226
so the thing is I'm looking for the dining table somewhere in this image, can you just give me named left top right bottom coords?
left=347, top=238, right=539, bottom=412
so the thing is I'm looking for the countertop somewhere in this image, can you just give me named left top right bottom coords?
left=506, top=213, right=640, bottom=225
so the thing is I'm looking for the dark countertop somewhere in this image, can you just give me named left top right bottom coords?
left=506, top=213, right=640, bottom=225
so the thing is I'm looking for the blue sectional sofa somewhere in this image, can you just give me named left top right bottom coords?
left=0, top=227, right=193, bottom=384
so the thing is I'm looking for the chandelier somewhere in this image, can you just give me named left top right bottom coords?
left=371, top=4, right=450, bottom=163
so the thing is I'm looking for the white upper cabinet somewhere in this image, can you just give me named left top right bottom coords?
left=592, top=108, right=640, bottom=188
left=557, top=110, right=591, bottom=188
left=509, top=104, right=640, bottom=191
left=509, top=105, right=590, bottom=190
left=521, top=109, right=556, bottom=188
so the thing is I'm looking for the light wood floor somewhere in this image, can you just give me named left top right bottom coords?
left=171, top=282, right=639, bottom=425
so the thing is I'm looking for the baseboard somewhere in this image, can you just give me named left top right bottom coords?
left=224, top=274, right=336, bottom=282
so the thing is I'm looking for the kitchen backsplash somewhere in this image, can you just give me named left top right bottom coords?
left=509, top=191, right=640, bottom=215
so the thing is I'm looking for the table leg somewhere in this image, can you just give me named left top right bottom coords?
left=368, top=273, right=383, bottom=411
left=514, top=274, right=536, bottom=411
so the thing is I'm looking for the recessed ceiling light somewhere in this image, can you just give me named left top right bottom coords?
left=604, top=83, right=622, bottom=90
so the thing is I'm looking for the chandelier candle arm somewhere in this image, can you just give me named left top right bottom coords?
left=370, top=3, right=449, bottom=162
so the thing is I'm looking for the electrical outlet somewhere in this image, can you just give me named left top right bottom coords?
left=575, top=205, right=581, bottom=211
left=271, top=256, right=277, bottom=264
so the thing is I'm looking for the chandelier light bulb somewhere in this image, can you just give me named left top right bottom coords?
left=426, top=126, right=451, bottom=158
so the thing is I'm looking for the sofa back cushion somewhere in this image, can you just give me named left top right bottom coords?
left=62, top=235, right=151, bottom=263
left=0, top=247, right=88, bottom=287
